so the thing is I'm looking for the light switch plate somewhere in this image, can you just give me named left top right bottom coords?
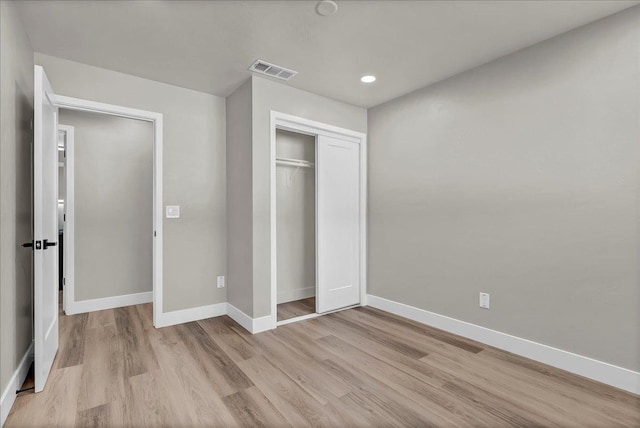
left=217, top=276, right=225, bottom=288
left=166, top=205, right=180, bottom=219
left=479, top=292, right=490, bottom=309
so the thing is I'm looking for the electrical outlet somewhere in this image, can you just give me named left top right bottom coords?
left=479, top=292, right=490, bottom=309
left=217, top=276, right=225, bottom=288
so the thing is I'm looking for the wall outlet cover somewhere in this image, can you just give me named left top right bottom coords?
left=166, top=205, right=180, bottom=219
left=217, top=276, right=225, bottom=288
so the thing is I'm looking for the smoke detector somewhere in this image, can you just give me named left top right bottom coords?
left=316, top=0, right=338, bottom=16
left=248, top=60, right=298, bottom=81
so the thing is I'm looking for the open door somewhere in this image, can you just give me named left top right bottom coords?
left=316, top=135, right=361, bottom=313
left=33, top=65, right=59, bottom=392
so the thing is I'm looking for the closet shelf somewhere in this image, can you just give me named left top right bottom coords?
left=276, top=157, right=315, bottom=168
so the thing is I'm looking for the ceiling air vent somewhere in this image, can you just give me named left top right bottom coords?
left=249, top=60, right=298, bottom=81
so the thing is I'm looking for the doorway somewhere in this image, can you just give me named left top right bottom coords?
left=33, top=65, right=165, bottom=392
left=58, top=111, right=154, bottom=316
left=52, top=94, right=164, bottom=327
left=276, top=129, right=316, bottom=322
left=270, top=112, right=368, bottom=327
left=57, top=125, right=71, bottom=314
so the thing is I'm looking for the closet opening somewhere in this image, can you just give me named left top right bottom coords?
left=276, top=129, right=317, bottom=322
left=270, top=111, right=368, bottom=329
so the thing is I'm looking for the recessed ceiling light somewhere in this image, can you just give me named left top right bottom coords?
left=316, top=0, right=338, bottom=16
left=360, top=75, right=376, bottom=83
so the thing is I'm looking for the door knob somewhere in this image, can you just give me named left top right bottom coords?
left=21, top=240, right=42, bottom=250
left=43, top=239, right=57, bottom=249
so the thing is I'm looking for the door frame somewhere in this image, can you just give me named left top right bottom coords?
left=269, top=111, right=367, bottom=328
left=52, top=95, right=164, bottom=327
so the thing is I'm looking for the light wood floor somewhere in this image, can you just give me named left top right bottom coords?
left=277, top=297, right=316, bottom=321
left=6, top=304, right=640, bottom=427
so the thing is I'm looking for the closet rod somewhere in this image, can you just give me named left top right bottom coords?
left=276, top=157, right=315, bottom=168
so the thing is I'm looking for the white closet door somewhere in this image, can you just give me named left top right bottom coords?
left=317, top=135, right=360, bottom=313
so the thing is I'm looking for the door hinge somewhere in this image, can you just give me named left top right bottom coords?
left=63, top=278, right=65, bottom=286
left=63, top=214, right=66, bottom=222
left=154, top=230, right=156, bottom=237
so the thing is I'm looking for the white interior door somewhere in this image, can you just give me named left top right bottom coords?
left=316, top=135, right=361, bottom=313
left=34, top=65, right=59, bottom=392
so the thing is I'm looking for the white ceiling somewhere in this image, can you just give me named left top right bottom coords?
left=16, top=1, right=638, bottom=108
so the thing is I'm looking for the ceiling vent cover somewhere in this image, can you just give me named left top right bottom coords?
left=249, top=60, right=298, bottom=81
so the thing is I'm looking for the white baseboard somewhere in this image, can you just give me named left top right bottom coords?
left=66, top=291, right=152, bottom=315
left=227, top=303, right=276, bottom=334
left=122, top=299, right=276, bottom=333
left=252, top=314, right=276, bottom=333
left=1, top=342, right=34, bottom=426
left=367, top=294, right=640, bottom=395
left=226, top=303, right=253, bottom=332
left=155, top=302, right=227, bottom=328
left=277, top=287, right=315, bottom=304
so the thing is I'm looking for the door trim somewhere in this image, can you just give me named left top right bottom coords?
left=52, top=95, right=164, bottom=328
left=269, top=111, right=367, bottom=329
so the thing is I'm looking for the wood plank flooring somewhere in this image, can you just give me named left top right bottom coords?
left=277, top=297, right=315, bottom=321
left=6, top=303, right=640, bottom=427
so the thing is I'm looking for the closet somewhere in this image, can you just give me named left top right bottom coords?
left=275, top=125, right=363, bottom=323
left=276, top=130, right=316, bottom=321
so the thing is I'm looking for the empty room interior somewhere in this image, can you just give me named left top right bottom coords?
left=1, top=0, right=639, bottom=426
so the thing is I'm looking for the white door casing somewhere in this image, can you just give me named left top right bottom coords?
left=316, top=135, right=361, bottom=313
left=34, top=65, right=59, bottom=392
left=50, top=95, right=163, bottom=326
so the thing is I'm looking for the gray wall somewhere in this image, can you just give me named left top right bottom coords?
left=36, top=54, right=227, bottom=313
left=251, top=76, right=367, bottom=317
left=59, top=110, right=153, bottom=301
left=276, top=130, right=315, bottom=304
left=226, top=79, right=253, bottom=315
left=0, top=0, right=34, bottom=399
left=368, top=7, right=640, bottom=371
